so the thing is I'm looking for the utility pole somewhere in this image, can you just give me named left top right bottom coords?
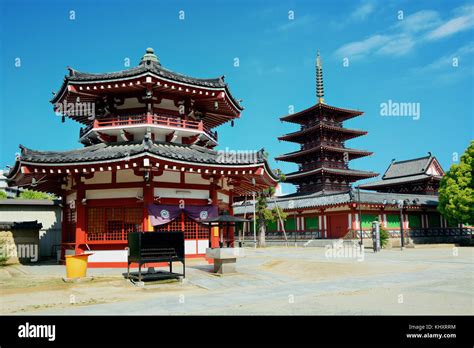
left=357, top=186, right=363, bottom=252
left=395, top=199, right=406, bottom=250
left=399, top=200, right=405, bottom=250
left=252, top=191, right=256, bottom=247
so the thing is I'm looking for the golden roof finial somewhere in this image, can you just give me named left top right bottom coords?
left=316, top=50, right=325, bottom=104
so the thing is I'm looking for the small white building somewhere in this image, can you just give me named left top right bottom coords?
left=0, top=199, right=61, bottom=258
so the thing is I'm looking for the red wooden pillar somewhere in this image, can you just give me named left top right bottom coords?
left=75, top=177, right=86, bottom=255
left=228, top=190, right=235, bottom=246
left=143, top=169, right=154, bottom=231
left=319, top=208, right=327, bottom=239
left=350, top=208, right=359, bottom=239
left=210, top=179, right=219, bottom=248
left=60, top=194, right=67, bottom=260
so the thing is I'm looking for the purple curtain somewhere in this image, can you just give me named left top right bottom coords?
left=185, top=205, right=218, bottom=222
left=148, top=204, right=218, bottom=226
left=147, top=204, right=182, bottom=226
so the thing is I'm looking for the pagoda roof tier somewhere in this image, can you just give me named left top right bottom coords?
left=6, top=140, right=279, bottom=196
left=51, top=49, right=243, bottom=127
left=233, top=190, right=439, bottom=214
left=359, top=154, right=444, bottom=191
left=284, top=167, right=378, bottom=182
left=278, top=122, right=367, bottom=143
left=276, top=145, right=373, bottom=163
left=280, top=102, right=363, bottom=124
left=358, top=173, right=442, bottom=190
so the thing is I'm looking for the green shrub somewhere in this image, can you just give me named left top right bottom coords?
left=0, top=191, right=7, bottom=200
left=18, top=190, right=54, bottom=200
left=0, top=239, right=7, bottom=265
left=380, top=227, right=390, bottom=248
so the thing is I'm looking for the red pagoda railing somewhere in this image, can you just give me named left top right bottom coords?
left=79, top=113, right=218, bottom=141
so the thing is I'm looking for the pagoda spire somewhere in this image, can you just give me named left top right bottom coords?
left=316, top=50, right=325, bottom=104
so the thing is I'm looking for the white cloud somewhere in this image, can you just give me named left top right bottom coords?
left=332, top=1, right=376, bottom=29
left=334, top=5, right=474, bottom=60
left=394, top=10, right=441, bottom=33
left=376, top=35, right=415, bottom=56
left=335, top=35, right=389, bottom=58
left=416, top=42, right=474, bottom=72
left=351, top=1, right=375, bottom=21
left=426, top=6, right=474, bottom=40
left=277, top=15, right=314, bottom=32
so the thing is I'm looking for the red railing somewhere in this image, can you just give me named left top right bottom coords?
left=95, top=114, right=203, bottom=130
left=80, top=113, right=218, bottom=141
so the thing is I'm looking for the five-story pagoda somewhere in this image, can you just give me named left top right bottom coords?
left=276, top=52, right=377, bottom=193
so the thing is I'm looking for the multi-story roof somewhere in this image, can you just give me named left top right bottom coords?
left=359, top=154, right=444, bottom=194
left=276, top=52, right=377, bottom=193
left=51, top=48, right=243, bottom=129
left=233, top=189, right=439, bottom=214
left=6, top=139, right=279, bottom=196
left=6, top=49, right=280, bottom=197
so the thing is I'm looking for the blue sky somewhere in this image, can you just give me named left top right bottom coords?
left=1, top=0, right=473, bottom=194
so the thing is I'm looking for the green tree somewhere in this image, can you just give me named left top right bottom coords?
left=438, top=141, right=474, bottom=226
left=18, top=190, right=54, bottom=200
left=0, top=191, right=7, bottom=200
left=255, top=186, right=287, bottom=248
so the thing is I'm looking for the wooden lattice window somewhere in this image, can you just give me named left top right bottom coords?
left=87, top=207, right=142, bottom=241
left=155, top=213, right=208, bottom=240
left=88, top=207, right=105, bottom=234
left=155, top=216, right=182, bottom=232
left=184, top=215, right=208, bottom=240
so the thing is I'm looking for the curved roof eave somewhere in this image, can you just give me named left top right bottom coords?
left=50, top=68, right=243, bottom=112
left=4, top=158, right=21, bottom=181
left=280, top=103, right=363, bottom=123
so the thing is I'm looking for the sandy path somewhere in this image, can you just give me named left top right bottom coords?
left=0, top=246, right=472, bottom=315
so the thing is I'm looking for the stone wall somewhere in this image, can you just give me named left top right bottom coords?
left=0, top=200, right=61, bottom=257
left=0, top=221, right=42, bottom=264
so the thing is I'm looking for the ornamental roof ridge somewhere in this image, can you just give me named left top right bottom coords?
left=382, top=154, right=437, bottom=180
left=51, top=48, right=242, bottom=111
left=11, top=141, right=273, bottom=168
left=279, top=102, right=363, bottom=122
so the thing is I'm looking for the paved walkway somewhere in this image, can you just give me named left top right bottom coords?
left=1, top=246, right=472, bottom=315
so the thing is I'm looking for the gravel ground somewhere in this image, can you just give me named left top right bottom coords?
left=0, top=245, right=472, bottom=315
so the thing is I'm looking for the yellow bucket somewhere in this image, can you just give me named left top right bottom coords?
left=65, top=254, right=91, bottom=278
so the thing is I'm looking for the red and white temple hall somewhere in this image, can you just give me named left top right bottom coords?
left=6, top=48, right=278, bottom=267
left=234, top=53, right=451, bottom=240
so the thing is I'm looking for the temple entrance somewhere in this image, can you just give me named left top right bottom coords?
left=327, top=213, right=349, bottom=239
left=155, top=213, right=208, bottom=255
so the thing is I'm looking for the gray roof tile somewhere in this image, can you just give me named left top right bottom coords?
left=69, top=63, right=226, bottom=88
left=383, top=156, right=433, bottom=179
left=18, top=141, right=266, bottom=166
left=233, top=189, right=439, bottom=214
left=359, top=173, right=442, bottom=188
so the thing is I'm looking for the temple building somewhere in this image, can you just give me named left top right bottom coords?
left=234, top=53, right=449, bottom=240
left=6, top=48, right=278, bottom=266
left=359, top=154, right=444, bottom=195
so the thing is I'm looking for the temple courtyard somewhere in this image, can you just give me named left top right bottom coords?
left=0, top=245, right=472, bottom=315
